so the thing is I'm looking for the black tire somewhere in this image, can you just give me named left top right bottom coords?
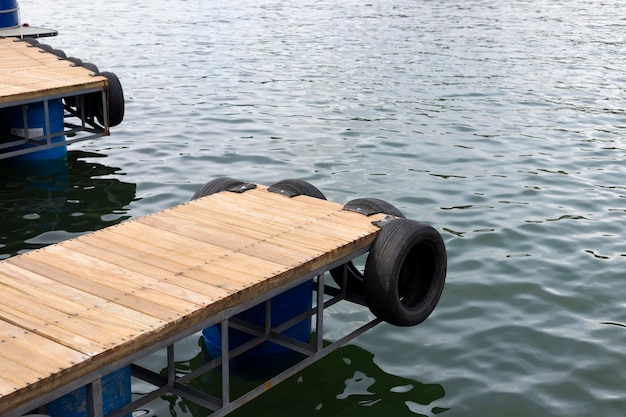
left=38, top=43, right=52, bottom=52
left=50, top=48, right=66, bottom=59
left=77, top=64, right=103, bottom=121
left=79, top=92, right=100, bottom=120
left=63, top=96, right=77, bottom=109
left=363, top=218, right=446, bottom=326
left=330, top=198, right=405, bottom=293
left=191, top=177, right=247, bottom=200
left=23, top=38, right=39, bottom=46
left=66, top=57, right=83, bottom=67
left=267, top=179, right=326, bottom=199
left=63, top=58, right=83, bottom=108
left=96, top=71, right=125, bottom=127
left=81, top=62, right=99, bottom=74
left=343, top=197, right=405, bottom=218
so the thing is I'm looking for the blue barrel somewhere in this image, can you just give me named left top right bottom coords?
left=2, top=99, right=67, bottom=160
left=45, top=366, right=131, bottom=417
left=0, top=0, right=19, bottom=28
left=203, top=280, right=313, bottom=360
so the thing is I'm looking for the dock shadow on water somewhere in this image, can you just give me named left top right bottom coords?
left=0, top=150, right=137, bottom=258
left=156, top=340, right=447, bottom=417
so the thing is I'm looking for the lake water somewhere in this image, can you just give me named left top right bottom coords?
left=2, top=0, right=626, bottom=416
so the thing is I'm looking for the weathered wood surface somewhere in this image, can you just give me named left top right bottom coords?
left=0, top=37, right=106, bottom=105
left=0, top=184, right=384, bottom=414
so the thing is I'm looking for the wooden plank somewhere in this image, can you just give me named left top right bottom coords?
left=0, top=319, right=88, bottom=387
left=0, top=263, right=163, bottom=344
left=0, top=278, right=145, bottom=346
left=137, top=211, right=313, bottom=266
left=200, top=189, right=342, bottom=225
left=167, top=204, right=349, bottom=255
left=25, top=245, right=208, bottom=312
left=0, top=375, right=19, bottom=398
left=0, top=321, right=93, bottom=415
left=107, top=220, right=289, bottom=282
left=187, top=189, right=383, bottom=239
left=79, top=232, right=253, bottom=293
left=181, top=209, right=377, bottom=263
left=176, top=199, right=377, bottom=251
left=0, top=324, right=83, bottom=376
left=8, top=256, right=186, bottom=322
left=99, top=224, right=270, bottom=290
left=0, top=38, right=107, bottom=104
left=0, top=357, right=45, bottom=388
left=186, top=194, right=358, bottom=239
left=61, top=238, right=235, bottom=300
left=0, top=302, right=110, bottom=356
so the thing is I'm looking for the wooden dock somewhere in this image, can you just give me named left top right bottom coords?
left=0, top=37, right=105, bottom=106
left=0, top=181, right=390, bottom=416
left=0, top=36, right=117, bottom=159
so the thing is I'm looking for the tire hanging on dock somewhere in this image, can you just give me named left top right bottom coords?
left=191, top=177, right=250, bottom=199
left=37, top=43, right=52, bottom=52
left=330, top=198, right=405, bottom=294
left=66, top=56, right=83, bottom=67
left=50, top=48, right=66, bottom=59
left=96, top=71, right=125, bottom=127
left=81, top=62, right=99, bottom=74
left=268, top=178, right=327, bottom=199
left=23, top=38, right=39, bottom=46
left=363, top=218, right=446, bottom=326
left=76, top=66, right=101, bottom=121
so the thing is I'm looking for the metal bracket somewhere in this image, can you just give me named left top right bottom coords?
left=343, top=201, right=381, bottom=216
left=106, top=272, right=381, bottom=417
left=267, top=185, right=299, bottom=197
left=371, top=215, right=398, bottom=229
left=226, top=182, right=257, bottom=193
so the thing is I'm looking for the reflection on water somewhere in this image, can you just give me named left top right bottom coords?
left=0, top=151, right=137, bottom=258
left=11, top=0, right=626, bottom=414
left=155, top=341, right=446, bottom=417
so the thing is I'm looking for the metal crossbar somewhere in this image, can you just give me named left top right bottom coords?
left=0, top=90, right=109, bottom=160
left=90, top=271, right=380, bottom=417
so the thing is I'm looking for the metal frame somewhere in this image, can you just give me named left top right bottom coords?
left=0, top=86, right=109, bottom=160
left=8, top=246, right=380, bottom=417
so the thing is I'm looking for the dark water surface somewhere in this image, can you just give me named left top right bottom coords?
left=3, top=0, right=626, bottom=415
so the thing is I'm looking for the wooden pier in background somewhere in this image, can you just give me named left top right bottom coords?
left=0, top=36, right=105, bottom=106
left=0, top=36, right=112, bottom=159
left=0, top=182, right=389, bottom=417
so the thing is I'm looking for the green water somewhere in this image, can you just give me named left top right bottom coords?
left=3, top=0, right=626, bottom=415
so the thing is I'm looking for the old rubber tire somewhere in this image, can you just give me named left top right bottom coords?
left=81, top=62, right=99, bottom=74
left=66, top=56, right=83, bottom=67
left=363, top=218, right=446, bottom=326
left=330, top=198, right=405, bottom=293
left=191, top=177, right=246, bottom=200
left=96, top=71, right=125, bottom=127
left=268, top=179, right=326, bottom=199
left=50, top=48, right=66, bottom=59
left=343, top=198, right=404, bottom=218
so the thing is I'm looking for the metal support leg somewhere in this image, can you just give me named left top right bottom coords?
left=167, top=344, right=176, bottom=386
left=43, top=99, right=51, bottom=145
left=20, top=105, right=29, bottom=141
left=86, top=378, right=103, bottom=417
left=264, top=299, right=271, bottom=337
left=220, top=319, right=230, bottom=406
left=316, top=274, right=325, bottom=352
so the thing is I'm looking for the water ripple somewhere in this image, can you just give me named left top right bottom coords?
left=10, top=0, right=626, bottom=415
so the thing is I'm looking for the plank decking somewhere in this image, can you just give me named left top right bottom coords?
left=0, top=36, right=106, bottom=106
left=0, top=184, right=385, bottom=415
